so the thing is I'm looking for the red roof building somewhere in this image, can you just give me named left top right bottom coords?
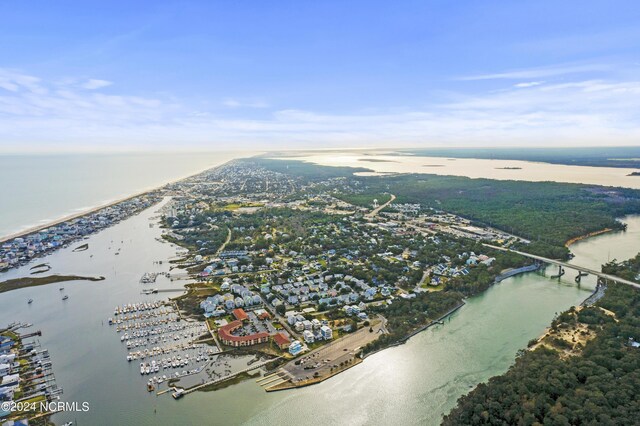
left=218, top=320, right=269, bottom=347
left=232, top=308, right=248, bottom=321
left=258, top=311, right=271, bottom=320
left=272, top=332, right=290, bottom=350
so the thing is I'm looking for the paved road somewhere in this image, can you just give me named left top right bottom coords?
left=214, top=228, right=232, bottom=256
left=366, top=194, right=396, bottom=217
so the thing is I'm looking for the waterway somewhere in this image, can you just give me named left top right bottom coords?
left=284, top=152, right=640, bottom=189
left=0, top=200, right=637, bottom=425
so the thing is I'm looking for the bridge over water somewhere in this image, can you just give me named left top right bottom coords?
left=483, top=244, right=640, bottom=289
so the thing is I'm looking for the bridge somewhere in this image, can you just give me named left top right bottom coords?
left=483, top=244, right=640, bottom=289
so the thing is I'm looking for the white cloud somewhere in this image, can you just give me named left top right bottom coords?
left=81, top=79, right=113, bottom=90
left=0, top=69, right=46, bottom=94
left=458, top=63, right=609, bottom=81
left=222, top=98, right=269, bottom=109
left=514, top=81, right=544, bottom=88
left=1, top=66, right=640, bottom=152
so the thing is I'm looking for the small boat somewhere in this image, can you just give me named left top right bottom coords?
left=62, top=295, right=69, bottom=301
left=59, top=287, right=64, bottom=291
left=172, top=389, right=184, bottom=399
left=28, top=299, right=33, bottom=304
left=147, top=383, right=155, bottom=392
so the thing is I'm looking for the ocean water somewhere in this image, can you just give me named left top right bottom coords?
left=0, top=152, right=247, bottom=237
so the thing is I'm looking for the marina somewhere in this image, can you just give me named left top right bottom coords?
left=140, top=272, right=170, bottom=284
left=0, top=193, right=637, bottom=425
left=106, top=299, right=266, bottom=398
left=108, top=301, right=217, bottom=390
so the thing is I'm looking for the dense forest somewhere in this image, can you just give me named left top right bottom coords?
left=351, top=174, right=640, bottom=258
left=403, top=146, right=640, bottom=169
left=602, top=254, right=640, bottom=284
left=250, top=158, right=371, bottom=181
left=443, top=256, right=640, bottom=426
left=252, top=158, right=640, bottom=259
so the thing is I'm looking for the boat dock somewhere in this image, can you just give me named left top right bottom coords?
left=1, top=323, right=62, bottom=422
left=107, top=300, right=218, bottom=391
left=180, top=357, right=281, bottom=395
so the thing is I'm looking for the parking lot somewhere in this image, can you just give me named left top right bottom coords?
left=282, top=317, right=386, bottom=382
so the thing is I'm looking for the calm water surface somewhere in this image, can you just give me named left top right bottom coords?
left=0, top=152, right=247, bottom=237
left=1, top=197, right=637, bottom=424
left=288, top=153, right=640, bottom=189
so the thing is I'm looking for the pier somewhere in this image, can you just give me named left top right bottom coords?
left=0, top=323, right=62, bottom=422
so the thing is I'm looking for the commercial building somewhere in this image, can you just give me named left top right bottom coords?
left=218, top=321, right=269, bottom=347
left=272, top=332, right=291, bottom=350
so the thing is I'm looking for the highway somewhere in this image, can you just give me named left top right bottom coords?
left=483, top=244, right=640, bottom=289
left=366, top=194, right=396, bottom=217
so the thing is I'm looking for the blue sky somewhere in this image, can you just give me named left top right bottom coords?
left=1, top=1, right=640, bottom=152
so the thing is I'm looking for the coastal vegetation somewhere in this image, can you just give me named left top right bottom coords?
left=0, top=274, right=105, bottom=293
left=402, top=146, right=640, bottom=169
left=443, top=256, right=640, bottom=426
left=29, top=263, right=51, bottom=274
left=602, top=253, right=640, bottom=284
left=363, top=291, right=463, bottom=354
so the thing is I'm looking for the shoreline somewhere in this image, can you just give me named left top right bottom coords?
left=362, top=264, right=542, bottom=360
left=0, top=190, right=158, bottom=245
left=385, top=301, right=467, bottom=350
left=564, top=228, right=614, bottom=247
left=0, top=157, right=245, bottom=244
left=0, top=274, right=105, bottom=294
